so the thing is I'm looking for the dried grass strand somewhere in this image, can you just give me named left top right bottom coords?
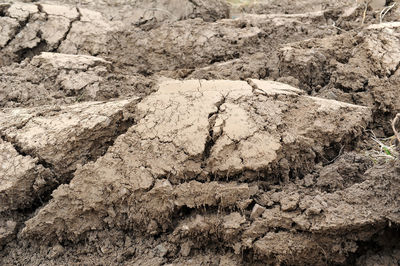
left=380, top=2, right=397, bottom=23
left=392, top=113, right=400, bottom=144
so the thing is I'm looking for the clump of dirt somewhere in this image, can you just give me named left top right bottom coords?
left=0, top=0, right=230, bottom=65
left=0, top=52, right=154, bottom=107
left=277, top=22, right=400, bottom=135
left=0, top=98, right=138, bottom=248
left=45, top=0, right=230, bottom=29
left=163, top=11, right=340, bottom=80
left=14, top=80, right=371, bottom=264
left=0, top=2, right=82, bottom=66
left=1, top=0, right=400, bottom=265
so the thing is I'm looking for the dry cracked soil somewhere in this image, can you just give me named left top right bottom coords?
left=1, top=0, right=400, bottom=265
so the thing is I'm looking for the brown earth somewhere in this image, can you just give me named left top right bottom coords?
left=1, top=0, right=400, bottom=265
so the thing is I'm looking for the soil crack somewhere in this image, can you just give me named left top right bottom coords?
left=3, top=11, right=31, bottom=49
left=53, top=6, right=81, bottom=52
left=201, top=94, right=227, bottom=165
left=0, top=134, right=55, bottom=174
left=388, top=60, right=400, bottom=78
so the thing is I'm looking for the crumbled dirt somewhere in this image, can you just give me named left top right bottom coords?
left=1, top=0, right=400, bottom=265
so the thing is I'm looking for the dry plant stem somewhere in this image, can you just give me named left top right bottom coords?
left=332, top=22, right=347, bottom=32
left=361, top=3, right=368, bottom=25
left=380, top=3, right=397, bottom=23
left=392, top=113, right=400, bottom=144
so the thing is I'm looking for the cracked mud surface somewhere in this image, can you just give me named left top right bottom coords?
left=1, top=0, right=400, bottom=265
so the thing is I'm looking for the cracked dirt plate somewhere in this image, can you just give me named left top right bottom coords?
left=15, top=79, right=374, bottom=265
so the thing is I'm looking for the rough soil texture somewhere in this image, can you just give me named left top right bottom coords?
left=1, top=0, right=400, bottom=265
left=239, top=0, right=355, bottom=15
left=0, top=52, right=153, bottom=107
left=278, top=21, right=400, bottom=135
left=0, top=98, right=137, bottom=211
left=44, top=0, right=230, bottom=28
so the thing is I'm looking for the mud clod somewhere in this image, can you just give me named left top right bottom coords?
left=0, top=99, right=138, bottom=214
left=2, top=0, right=400, bottom=265
left=278, top=22, right=400, bottom=134
left=14, top=79, right=372, bottom=265
left=0, top=52, right=152, bottom=107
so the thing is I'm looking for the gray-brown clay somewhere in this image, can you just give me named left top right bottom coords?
left=1, top=0, right=400, bottom=265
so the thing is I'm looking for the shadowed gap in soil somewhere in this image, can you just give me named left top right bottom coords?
left=346, top=224, right=400, bottom=265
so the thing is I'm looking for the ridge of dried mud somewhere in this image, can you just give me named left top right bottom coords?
left=1, top=0, right=400, bottom=265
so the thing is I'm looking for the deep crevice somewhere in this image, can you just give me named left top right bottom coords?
left=346, top=224, right=400, bottom=265
left=201, top=95, right=227, bottom=165
left=15, top=35, right=48, bottom=63
left=0, top=4, right=10, bottom=17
